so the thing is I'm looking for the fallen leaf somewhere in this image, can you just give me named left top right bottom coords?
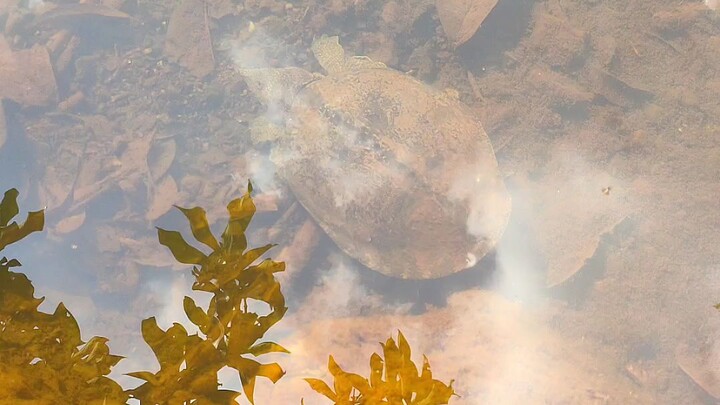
left=1, top=0, right=19, bottom=16
left=164, top=0, right=215, bottom=78
left=72, top=132, right=153, bottom=210
left=53, top=210, right=86, bottom=234
left=25, top=116, right=88, bottom=210
left=516, top=145, right=635, bottom=287
left=253, top=192, right=280, bottom=212
left=436, top=0, right=499, bottom=48
left=146, top=175, right=179, bottom=221
left=206, top=0, right=238, bottom=19
left=32, top=2, right=130, bottom=28
left=676, top=343, right=720, bottom=399
left=148, top=138, right=176, bottom=182
left=118, top=235, right=181, bottom=268
left=0, top=37, right=57, bottom=106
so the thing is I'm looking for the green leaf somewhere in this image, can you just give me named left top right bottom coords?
left=176, top=206, right=221, bottom=251
left=0, top=188, right=19, bottom=226
left=157, top=228, right=208, bottom=265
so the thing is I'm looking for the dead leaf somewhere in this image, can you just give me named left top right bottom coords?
left=118, top=235, right=182, bottom=268
left=676, top=343, right=720, bottom=399
left=72, top=132, right=153, bottom=210
left=32, top=2, right=130, bottom=28
left=148, top=138, right=176, bottom=182
left=206, top=0, right=238, bottom=19
left=516, top=144, right=635, bottom=287
left=164, top=0, right=215, bottom=78
left=436, top=0, right=499, bottom=48
left=0, top=0, right=20, bottom=18
left=0, top=37, right=57, bottom=106
left=253, top=192, right=279, bottom=212
left=54, top=210, right=86, bottom=234
left=146, top=175, right=179, bottom=221
left=25, top=115, right=89, bottom=210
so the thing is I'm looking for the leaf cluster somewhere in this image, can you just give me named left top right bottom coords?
left=0, top=186, right=457, bottom=405
left=127, top=182, right=289, bottom=404
left=304, top=331, right=456, bottom=405
left=0, top=188, right=127, bottom=404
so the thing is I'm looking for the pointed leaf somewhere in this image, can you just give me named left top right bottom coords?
left=327, top=355, right=354, bottom=400
left=248, top=341, right=290, bottom=356
left=126, top=371, right=160, bottom=384
left=231, top=357, right=260, bottom=404
left=304, top=378, right=337, bottom=401
left=397, top=330, right=411, bottom=360
left=369, top=353, right=384, bottom=388
left=140, top=317, right=188, bottom=369
left=0, top=188, right=19, bottom=226
left=0, top=209, right=45, bottom=250
left=176, top=206, right=221, bottom=251
left=256, top=362, right=285, bottom=383
left=157, top=227, right=207, bottom=265
left=221, top=183, right=255, bottom=252
left=183, top=296, right=210, bottom=330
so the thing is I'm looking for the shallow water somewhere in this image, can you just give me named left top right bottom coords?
left=1, top=1, right=719, bottom=404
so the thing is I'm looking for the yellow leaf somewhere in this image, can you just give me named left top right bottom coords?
left=157, top=228, right=208, bottom=265
left=176, top=205, right=220, bottom=251
left=304, top=378, right=337, bottom=401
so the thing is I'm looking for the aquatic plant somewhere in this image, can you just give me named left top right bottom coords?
left=0, top=188, right=128, bottom=404
left=0, top=186, right=457, bottom=405
left=304, top=331, right=456, bottom=405
left=128, top=181, right=288, bottom=404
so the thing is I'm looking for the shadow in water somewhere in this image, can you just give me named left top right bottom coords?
left=458, top=0, right=538, bottom=70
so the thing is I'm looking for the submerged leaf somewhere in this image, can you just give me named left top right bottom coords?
left=0, top=209, right=45, bottom=251
left=247, top=341, right=290, bottom=356
left=304, top=378, right=337, bottom=402
left=221, top=182, right=256, bottom=252
left=183, top=295, right=211, bottom=330
left=436, top=0, right=499, bottom=48
left=0, top=188, right=20, bottom=227
left=306, top=331, right=456, bottom=405
left=157, top=227, right=208, bottom=264
left=139, top=185, right=288, bottom=403
left=176, top=206, right=221, bottom=251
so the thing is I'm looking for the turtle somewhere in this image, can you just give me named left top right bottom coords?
left=238, top=36, right=512, bottom=280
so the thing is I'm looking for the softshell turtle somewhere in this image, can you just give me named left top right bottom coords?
left=239, top=36, right=511, bottom=279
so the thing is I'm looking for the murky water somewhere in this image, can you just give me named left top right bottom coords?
left=1, top=1, right=719, bottom=404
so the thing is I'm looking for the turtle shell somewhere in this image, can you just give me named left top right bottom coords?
left=274, top=67, right=512, bottom=279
